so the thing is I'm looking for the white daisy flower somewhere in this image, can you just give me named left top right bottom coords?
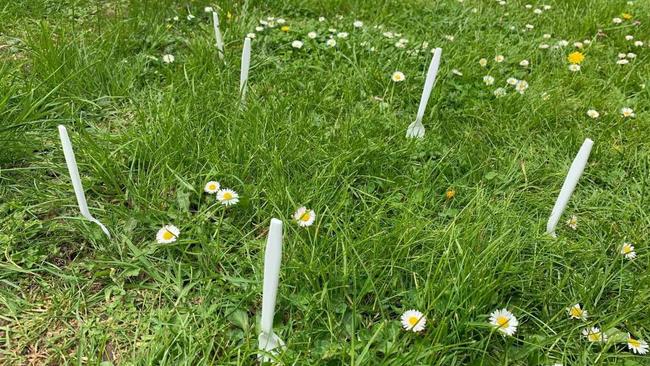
left=291, top=40, right=304, bottom=49
left=520, top=59, right=530, bottom=67
left=541, top=92, right=550, bottom=100
left=538, top=43, right=550, bottom=49
left=255, top=26, right=264, bottom=32
left=621, top=242, right=637, bottom=260
left=395, top=41, right=406, bottom=48
left=495, top=55, right=505, bottom=63
left=533, top=8, right=542, bottom=14
left=204, top=6, right=214, bottom=13
left=162, top=54, right=175, bottom=63
left=259, top=19, right=268, bottom=25
left=617, top=59, right=630, bottom=65
left=489, top=308, right=518, bottom=336
left=506, top=77, right=518, bottom=85
left=494, top=87, right=507, bottom=97
left=621, top=107, right=635, bottom=118
left=627, top=52, right=637, bottom=59
left=353, top=20, right=363, bottom=28
left=216, top=189, right=239, bottom=206
left=318, top=16, right=325, bottom=22
left=618, top=53, right=627, bottom=59
left=445, top=35, right=455, bottom=41
left=587, top=109, right=600, bottom=118
left=568, top=303, right=588, bottom=320
left=628, top=334, right=649, bottom=354
left=391, top=71, right=405, bottom=82
left=525, top=4, right=532, bottom=9
left=634, top=41, right=644, bottom=47
left=558, top=40, right=569, bottom=47
left=483, top=75, right=495, bottom=85
left=625, top=35, right=634, bottom=41
left=568, top=64, right=581, bottom=72
left=574, top=42, right=584, bottom=49
left=543, top=4, right=552, bottom=9
left=204, top=181, right=220, bottom=194
left=525, top=24, right=534, bottom=30
left=187, top=14, right=195, bottom=21
left=515, top=80, right=529, bottom=94
left=543, top=33, right=552, bottom=39
left=326, top=39, right=336, bottom=47
left=172, top=16, right=179, bottom=21
left=612, top=17, right=623, bottom=24
left=566, top=215, right=577, bottom=230
left=583, top=39, right=591, bottom=44
left=307, top=31, right=317, bottom=39
left=400, top=309, right=426, bottom=332
left=452, top=69, right=463, bottom=76
left=337, top=32, right=348, bottom=39
left=382, top=31, right=394, bottom=38
left=293, top=206, right=316, bottom=227
left=479, top=58, right=488, bottom=67
left=498, top=1, right=506, bottom=5
left=246, top=33, right=256, bottom=39
left=156, top=224, right=180, bottom=244
left=583, top=327, right=607, bottom=343
left=277, top=18, right=286, bottom=24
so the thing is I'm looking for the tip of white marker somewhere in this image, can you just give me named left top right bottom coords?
left=584, top=138, right=594, bottom=145
left=270, top=218, right=282, bottom=227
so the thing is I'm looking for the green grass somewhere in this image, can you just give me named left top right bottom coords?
left=1, top=0, right=650, bottom=364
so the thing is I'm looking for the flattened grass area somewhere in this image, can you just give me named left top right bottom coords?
left=1, top=0, right=649, bottom=364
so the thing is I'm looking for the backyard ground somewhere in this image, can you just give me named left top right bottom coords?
left=1, top=0, right=650, bottom=364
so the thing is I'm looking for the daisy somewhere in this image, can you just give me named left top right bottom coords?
left=204, top=6, right=214, bottom=13
left=621, top=107, right=635, bottom=118
left=567, top=51, right=585, bottom=64
left=162, top=54, right=175, bottom=63
left=583, top=327, right=607, bottom=343
left=568, top=64, right=581, bottom=72
left=525, top=24, right=534, bottom=30
left=291, top=40, right=304, bottom=49
left=326, top=39, right=336, bottom=47
left=525, top=4, right=533, bottom=9
left=617, top=59, right=630, bottom=65
left=187, top=14, right=195, bottom=21
left=277, top=18, right=286, bottom=24
left=543, top=33, right=552, bottom=39
left=612, top=17, right=623, bottom=24
left=627, top=334, right=649, bottom=354
left=400, top=309, right=426, bottom=332
left=489, top=308, right=518, bottom=336
left=307, top=31, right=317, bottom=39
left=558, top=40, right=569, bottom=47
left=293, top=207, right=316, bottom=227
left=445, top=35, right=455, bottom=41
left=506, top=77, right=518, bottom=85
left=543, top=5, right=552, bottom=10
left=587, top=109, right=599, bottom=118
left=354, top=20, right=363, bottom=28
left=246, top=33, right=256, bottom=39
left=627, top=52, right=637, bottom=59
left=495, top=55, right=505, bottom=63
left=479, top=58, right=488, bottom=67
left=217, top=189, right=239, bottom=206
left=382, top=31, right=394, bottom=38
left=337, top=32, right=348, bottom=38
left=318, top=16, right=325, bottom=22
left=566, top=215, right=577, bottom=230
left=494, top=87, right=507, bottom=97
left=621, top=242, right=637, bottom=260
left=574, top=42, right=584, bottom=49
left=539, top=43, right=550, bottom=49
left=483, top=75, right=495, bottom=85
left=625, top=35, right=634, bottom=41
left=515, top=80, right=529, bottom=94
left=452, top=69, right=463, bottom=76
left=519, top=60, right=530, bottom=67
left=204, top=181, right=220, bottom=194
left=534, top=8, right=542, bottom=14
left=255, top=26, right=264, bottom=32
left=156, top=224, right=180, bottom=244
left=395, top=41, right=406, bottom=48
left=567, top=304, right=588, bottom=320
left=391, top=71, right=405, bottom=82
left=634, top=41, right=644, bottom=47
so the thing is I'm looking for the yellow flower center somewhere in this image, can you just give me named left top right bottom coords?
left=496, top=316, right=509, bottom=328
left=567, top=52, right=585, bottom=64
left=570, top=307, right=583, bottom=318
left=208, top=184, right=216, bottom=190
left=445, top=189, right=456, bottom=199
left=300, top=212, right=311, bottom=222
left=408, top=316, right=419, bottom=326
left=629, top=338, right=641, bottom=348
left=588, top=332, right=601, bottom=342
left=162, top=231, right=174, bottom=240
left=223, top=192, right=233, bottom=200
left=623, top=245, right=633, bottom=254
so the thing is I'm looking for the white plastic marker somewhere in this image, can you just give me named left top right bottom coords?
left=546, top=138, right=594, bottom=237
left=58, top=125, right=111, bottom=238
left=407, top=47, right=443, bottom=139
left=240, top=37, right=251, bottom=103
left=258, top=218, right=285, bottom=362
left=212, top=11, right=224, bottom=60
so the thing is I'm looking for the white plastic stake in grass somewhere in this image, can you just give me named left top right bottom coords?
left=212, top=11, right=224, bottom=60
left=58, top=125, right=111, bottom=238
left=546, top=138, right=593, bottom=238
left=258, top=218, right=285, bottom=362
left=240, top=37, right=251, bottom=102
left=407, top=47, right=442, bottom=139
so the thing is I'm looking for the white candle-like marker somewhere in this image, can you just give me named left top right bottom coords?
left=258, top=218, right=285, bottom=361
left=58, top=125, right=111, bottom=238
left=406, top=47, right=443, bottom=139
left=546, top=138, right=594, bottom=237
left=240, top=37, right=251, bottom=102
left=212, top=11, right=224, bottom=60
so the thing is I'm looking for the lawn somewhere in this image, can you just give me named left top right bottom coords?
left=1, top=0, right=650, bottom=364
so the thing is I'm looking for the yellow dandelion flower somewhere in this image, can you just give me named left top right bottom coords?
left=445, top=189, right=456, bottom=200
left=567, top=52, right=585, bottom=64
left=281, top=25, right=290, bottom=32
left=622, top=13, right=633, bottom=20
